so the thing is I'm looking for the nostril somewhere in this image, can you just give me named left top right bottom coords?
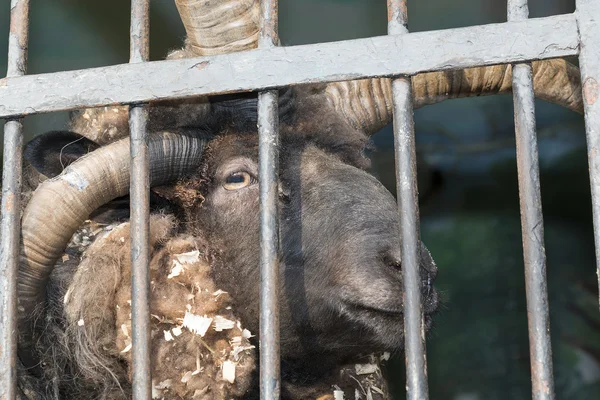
left=423, top=264, right=437, bottom=281
left=387, top=258, right=402, bottom=270
left=381, top=249, right=402, bottom=271
left=419, top=244, right=437, bottom=277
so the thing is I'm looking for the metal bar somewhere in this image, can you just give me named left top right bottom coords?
left=130, top=0, right=150, bottom=64
left=0, top=1, right=29, bottom=399
left=129, top=1, right=151, bottom=399
left=0, top=14, right=580, bottom=118
left=388, top=1, right=429, bottom=399
left=576, top=0, right=600, bottom=307
left=258, top=1, right=280, bottom=399
left=508, top=1, right=555, bottom=399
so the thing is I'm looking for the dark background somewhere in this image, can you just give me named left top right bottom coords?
left=1, top=1, right=598, bottom=399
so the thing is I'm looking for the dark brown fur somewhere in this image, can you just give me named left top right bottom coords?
left=20, top=77, right=438, bottom=399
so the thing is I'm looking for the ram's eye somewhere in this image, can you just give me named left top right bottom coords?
left=223, top=172, right=254, bottom=190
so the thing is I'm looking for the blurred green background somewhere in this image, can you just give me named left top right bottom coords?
left=1, top=1, right=598, bottom=399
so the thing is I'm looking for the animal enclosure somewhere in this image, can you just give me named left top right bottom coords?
left=1, top=1, right=599, bottom=400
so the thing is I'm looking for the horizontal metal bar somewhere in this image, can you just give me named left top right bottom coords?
left=0, top=13, right=579, bottom=118
left=129, top=1, right=151, bottom=400
left=576, top=0, right=600, bottom=308
left=0, top=1, right=30, bottom=399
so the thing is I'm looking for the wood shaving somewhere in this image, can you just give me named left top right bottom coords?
left=191, top=353, right=203, bottom=376
left=222, top=360, right=236, bottom=384
left=333, top=386, right=344, bottom=400
left=355, top=363, right=378, bottom=375
left=155, top=379, right=172, bottom=389
left=182, top=311, right=212, bottom=337
left=181, top=371, right=194, bottom=384
left=171, top=326, right=183, bottom=337
left=151, top=314, right=176, bottom=324
left=371, top=386, right=384, bottom=395
left=231, top=345, right=255, bottom=360
left=163, top=330, right=174, bottom=342
left=230, top=336, right=242, bottom=347
left=168, top=260, right=185, bottom=279
left=120, top=343, right=132, bottom=354
left=174, top=250, right=200, bottom=264
left=213, top=316, right=236, bottom=331
left=242, top=328, right=253, bottom=339
left=151, top=383, right=163, bottom=400
left=77, top=319, right=85, bottom=327
left=168, top=250, right=200, bottom=279
left=121, top=324, right=129, bottom=337
left=63, top=288, right=72, bottom=305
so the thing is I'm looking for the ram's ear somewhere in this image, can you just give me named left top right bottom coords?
left=24, top=131, right=100, bottom=178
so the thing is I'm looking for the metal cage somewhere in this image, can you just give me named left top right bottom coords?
left=1, top=1, right=599, bottom=399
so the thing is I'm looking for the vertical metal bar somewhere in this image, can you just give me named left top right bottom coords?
left=258, top=1, right=280, bottom=399
left=576, top=0, right=600, bottom=308
left=1, top=1, right=29, bottom=399
left=129, top=1, right=151, bottom=399
left=388, top=1, right=429, bottom=399
left=508, top=1, right=555, bottom=399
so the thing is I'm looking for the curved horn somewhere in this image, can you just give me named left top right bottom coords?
left=174, top=0, right=259, bottom=56
left=174, top=1, right=582, bottom=135
left=325, top=58, right=583, bottom=135
left=17, top=131, right=208, bottom=366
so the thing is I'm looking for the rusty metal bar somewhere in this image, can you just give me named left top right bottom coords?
left=576, top=0, right=600, bottom=308
left=0, top=14, right=579, bottom=118
left=508, top=1, right=555, bottom=399
left=258, top=0, right=281, bottom=399
left=0, top=1, right=30, bottom=399
left=129, top=1, right=151, bottom=399
left=388, top=1, right=429, bottom=399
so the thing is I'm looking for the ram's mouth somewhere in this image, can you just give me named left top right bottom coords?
left=345, top=286, right=439, bottom=331
left=346, top=302, right=401, bottom=317
left=349, top=303, right=435, bottom=328
left=423, top=287, right=440, bottom=315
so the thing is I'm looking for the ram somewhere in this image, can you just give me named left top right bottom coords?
left=13, top=1, right=584, bottom=399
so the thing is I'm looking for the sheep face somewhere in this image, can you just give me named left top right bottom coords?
left=19, top=96, right=439, bottom=394
left=188, top=133, right=439, bottom=373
